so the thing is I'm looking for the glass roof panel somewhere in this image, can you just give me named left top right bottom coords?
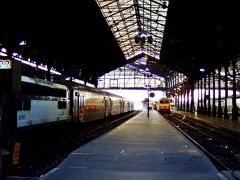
left=95, top=0, right=169, bottom=61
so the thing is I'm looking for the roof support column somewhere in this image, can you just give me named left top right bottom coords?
left=180, top=91, right=183, bottom=111
left=232, top=59, right=238, bottom=120
left=200, top=78, right=203, bottom=114
left=207, top=72, right=211, bottom=116
left=224, top=65, right=230, bottom=119
left=197, top=80, right=201, bottom=114
left=217, top=67, right=222, bottom=118
left=190, top=82, right=195, bottom=113
left=0, top=60, right=21, bottom=179
left=212, top=70, right=216, bottom=117
left=186, top=86, right=190, bottom=112
left=203, top=75, right=207, bottom=114
left=177, top=94, right=180, bottom=110
left=174, top=75, right=177, bottom=86
left=183, top=90, right=185, bottom=111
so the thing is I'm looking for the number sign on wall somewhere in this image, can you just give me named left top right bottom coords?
left=0, top=59, right=12, bottom=69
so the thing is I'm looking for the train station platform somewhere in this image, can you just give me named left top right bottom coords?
left=171, top=110, right=240, bottom=133
left=39, top=110, right=224, bottom=180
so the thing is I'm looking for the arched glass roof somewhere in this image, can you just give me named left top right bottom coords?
left=95, top=0, right=169, bottom=61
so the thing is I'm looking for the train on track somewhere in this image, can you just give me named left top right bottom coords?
left=16, top=75, right=134, bottom=128
left=155, top=97, right=172, bottom=113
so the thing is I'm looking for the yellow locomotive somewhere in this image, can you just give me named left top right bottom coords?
left=156, top=98, right=171, bottom=113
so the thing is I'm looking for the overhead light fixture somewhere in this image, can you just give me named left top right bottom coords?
left=135, top=36, right=140, bottom=43
left=140, top=32, right=147, bottom=38
left=148, top=36, right=153, bottom=44
left=135, top=32, right=153, bottom=44
left=1, top=48, right=7, bottom=53
left=200, top=68, right=205, bottom=72
left=162, top=1, right=167, bottom=9
left=141, top=36, right=145, bottom=44
left=19, top=40, right=26, bottom=46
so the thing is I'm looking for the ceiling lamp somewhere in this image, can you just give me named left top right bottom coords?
left=135, top=33, right=153, bottom=44
left=162, top=1, right=167, bottom=9
left=148, top=36, right=153, bottom=44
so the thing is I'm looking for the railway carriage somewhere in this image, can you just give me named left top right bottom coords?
left=110, top=96, right=123, bottom=116
left=15, top=75, right=133, bottom=128
left=17, top=76, right=71, bottom=128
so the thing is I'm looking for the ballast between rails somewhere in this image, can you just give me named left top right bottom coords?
left=166, top=113, right=240, bottom=171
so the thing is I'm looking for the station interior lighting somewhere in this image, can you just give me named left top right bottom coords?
left=0, top=43, right=61, bottom=76
left=19, top=40, right=27, bottom=46
left=135, top=32, right=153, bottom=45
left=162, top=1, right=167, bottom=9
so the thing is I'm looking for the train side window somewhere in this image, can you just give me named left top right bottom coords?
left=21, top=82, right=66, bottom=98
left=58, top=101, right=67, bottom=109
left=23, top=98, right=31, bottom=111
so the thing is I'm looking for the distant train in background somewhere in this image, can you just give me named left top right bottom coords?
left=16, top=75, right=134, bottom=128
left=155, top=98, right=173, bottom=113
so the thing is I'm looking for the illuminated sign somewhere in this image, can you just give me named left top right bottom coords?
left=0, top=59, right=12, bottom=69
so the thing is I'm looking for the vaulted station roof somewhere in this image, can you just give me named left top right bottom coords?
left=1, top=0, right=240, bottom=85
left=96, top=0, right=168, bottom=60
left=95, top=0, right=240, bottom=81
left=95, top=0, right=171, bottom=77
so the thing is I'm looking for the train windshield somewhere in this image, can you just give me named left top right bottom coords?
left=160, top=99, right=169, bottom=103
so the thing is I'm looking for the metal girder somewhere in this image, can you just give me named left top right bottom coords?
left=96, top=0, right=170, bottom=78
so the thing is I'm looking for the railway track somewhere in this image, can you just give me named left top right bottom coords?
left=162, top=113, right=240, bottom=173
left=8, top=111, right=139, bottom=178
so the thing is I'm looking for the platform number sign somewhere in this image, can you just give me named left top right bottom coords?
left=0, top=59, right=12, bottom=69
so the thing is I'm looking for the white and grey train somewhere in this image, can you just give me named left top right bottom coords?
left=16, top=76, right=134, bottom=128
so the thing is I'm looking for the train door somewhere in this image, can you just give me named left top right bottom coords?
left=109, top=98, right=113, bottom=116
left=123, top=100, right=126, bottom=112
left=74, top=91, right=84, bottom=122
left=104, top=97, right=110, bottom=117
left=119, top=99, right=123, bottom=113
left=79, top=96, right=84, bottom=121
